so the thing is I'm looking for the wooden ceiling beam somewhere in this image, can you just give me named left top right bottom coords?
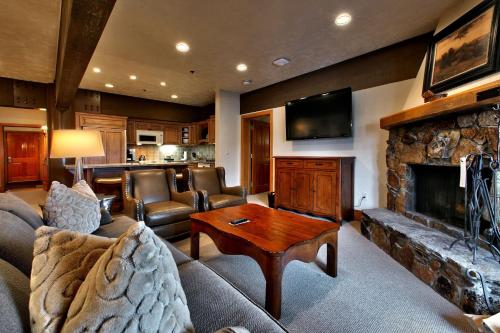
left=55, top=0, right=116, bottom=110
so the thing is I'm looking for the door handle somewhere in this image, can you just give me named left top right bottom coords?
left=7, top=156, right=12, bottom=163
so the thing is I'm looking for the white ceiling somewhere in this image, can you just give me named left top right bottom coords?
left=0, top=0, right=61, bottom=83
left=81, top=0, right=458, bottom=106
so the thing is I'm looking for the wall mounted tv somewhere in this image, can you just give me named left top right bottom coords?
left=285, top=87, right=352, bottom=140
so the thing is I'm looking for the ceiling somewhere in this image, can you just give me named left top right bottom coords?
left=0, top=0, right=61, bottom=83
left=81, top=0, right=458, bottom=106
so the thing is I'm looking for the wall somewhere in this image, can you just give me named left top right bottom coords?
left=0, top=107, right=47, bottom=125
left=404, top=0, right=500, bottom=108
left=240, top=33, right=431, bottom=114
left=215, top=90, right=241, bottom=186
left=270, top=79, right=414, bottom=209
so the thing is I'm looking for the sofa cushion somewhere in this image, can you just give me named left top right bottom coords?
left=145, top=200, right=195, bottom=227
left=43, top=181, right=101, bottom=234
left=0, top=192, right=44, bottom=229
left=178, top=261, right=287, bottom=333
left=63, top=222, right=194, bottom=332
left=0, top=210, right=36, bottom=276
left=163, top=241, right=192, bottom=266
left=30, top=227, right=114, bottom=333
left=0, top=258, right=30, bottom=333
left=92, top=215, right=137, bottom=238
left=209, top=194, right=247, bottom=210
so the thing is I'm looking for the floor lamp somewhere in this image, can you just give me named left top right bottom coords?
left=50, top=130, right=105, bottom=185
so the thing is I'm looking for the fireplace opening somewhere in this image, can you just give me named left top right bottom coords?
left=412, top=164, right=465, bottom=229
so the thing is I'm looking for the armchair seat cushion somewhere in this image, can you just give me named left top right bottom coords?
left=144, top=200, right=196, bottom=227
left=209, top=194, right=247, bottom=210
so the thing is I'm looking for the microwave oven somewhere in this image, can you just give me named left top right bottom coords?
left=136, top=130, right=163, bottom=145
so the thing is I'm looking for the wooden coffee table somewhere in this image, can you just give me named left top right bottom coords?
left=190, top=203, right=339, bottom=319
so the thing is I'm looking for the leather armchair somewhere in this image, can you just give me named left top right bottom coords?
left=122, top=169, right=199, bottom=239
left=183, top=167, right=247, bottom=211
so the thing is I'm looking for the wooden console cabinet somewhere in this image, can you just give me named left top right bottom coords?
left=274, top=156, right=354, bottom=222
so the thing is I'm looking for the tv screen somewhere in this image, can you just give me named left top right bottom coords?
left=285, top=87, right=352, bottom=140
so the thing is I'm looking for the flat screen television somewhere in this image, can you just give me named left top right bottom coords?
left=285, top=87, right=352, bottom=140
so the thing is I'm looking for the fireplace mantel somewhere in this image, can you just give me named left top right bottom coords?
left=380, top=80, right=500, bottom=130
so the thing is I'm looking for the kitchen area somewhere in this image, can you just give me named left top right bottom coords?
left=66, top=111, right=216, bottom=210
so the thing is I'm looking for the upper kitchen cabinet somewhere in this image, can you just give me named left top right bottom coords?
left=163, top=124, right=180, bottom=144
left=75, top=112, right=127, bottom=164
left=208, top=115, right=215, bottom=144
left=196, top=120, right=209, bottom=144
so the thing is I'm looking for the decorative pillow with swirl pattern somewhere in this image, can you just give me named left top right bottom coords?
left=43, top=180, right=101, bottom=233
left=30, top=227, right=114, bottom=333
left=62, top=221, right=194, bottom=333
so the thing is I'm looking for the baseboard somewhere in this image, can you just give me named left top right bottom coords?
left=354, top=209, right=363, bottom=221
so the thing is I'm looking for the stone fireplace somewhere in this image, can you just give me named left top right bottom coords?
left=362, top=108, right=500, bottom=314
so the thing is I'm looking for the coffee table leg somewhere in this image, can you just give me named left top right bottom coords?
left=264, top=262, right=283, bottom=319
left=326, top=238, right=338, bottom=277
left=191, top=230, right=200, bottom=260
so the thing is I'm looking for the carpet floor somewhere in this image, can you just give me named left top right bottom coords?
left=187, top=222, right=473, bottom=333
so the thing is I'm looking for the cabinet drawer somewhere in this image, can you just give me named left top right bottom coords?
left=277, top=159, right=303, bottom=168
left=304, top=159, right=337, bottom=170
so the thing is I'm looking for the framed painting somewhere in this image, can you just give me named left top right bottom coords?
left=423, top=0, right=500, bottom=94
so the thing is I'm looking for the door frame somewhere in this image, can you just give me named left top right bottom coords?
left=241, top=109, right=273, bottom=193
left=0, top=123, right=48, bottom=192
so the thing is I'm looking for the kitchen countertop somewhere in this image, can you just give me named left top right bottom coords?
left=65, top=161, right=191, bottom=169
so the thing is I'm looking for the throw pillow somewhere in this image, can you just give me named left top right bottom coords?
left=63, top=222, right=194, bottom=333
left=30, top=227, right=114, bottom=333
left=215, top=328, right=250, bottom=333
left=43, top=180, right=101, bottom=233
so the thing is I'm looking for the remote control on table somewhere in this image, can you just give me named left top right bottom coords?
left=229, top=218, right=250, bottom=226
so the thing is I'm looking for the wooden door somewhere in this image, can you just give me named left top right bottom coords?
left=250, top=120, right=270, bottom=194
left=82, top=127, right=106, bottom=165
left=164, top=125, right=180, bottom=144
left=293, top=170, right=312, bottom=211
left=105, top=129, right=125, bottom=163
left=312, top=171, right=337, bottom=216
left=5, top=131, right=40, bottom=183
left=276, top=169, right=293, bottom=208
left=39, top=131, right=49, bottom=190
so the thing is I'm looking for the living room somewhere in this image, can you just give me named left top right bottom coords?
left=0, top=0, right=499, bottom=332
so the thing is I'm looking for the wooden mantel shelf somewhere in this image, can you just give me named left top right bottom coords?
left=380, top=80, right=500, bottom=130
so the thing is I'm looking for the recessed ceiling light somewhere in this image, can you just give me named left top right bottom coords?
left=176, top=42, right=190, bottom=53
left=242, top=79, right=252, bottom=86
left=105, top=83, right=114, bottom=88
left=160, top=81, right=166, bottom=86
left=171, top=94, right=178, bottom=99
left=272, top=57, right=290, bottom=66
left=236, top=63, right=248, bottom=72
left=129, top=74, right=137, bottom=80
left=92, top=67, right=101, bottom=73
left=38, top=108, right=47, bottom=111
left=335, top=13, right=352, bottom=26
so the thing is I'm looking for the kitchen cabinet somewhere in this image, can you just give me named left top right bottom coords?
left=76, top=113, right=127, bottom=165
left=274, top=157, right=354, bottom=221
left=208, top=115, right=215, bottom=144
left=135, top=121, right=163, bottom=131
left=127, top=120, right=136, bottom=145
left=163, top=125, right=180, bottom=144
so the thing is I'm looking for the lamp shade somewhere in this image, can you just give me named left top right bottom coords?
left=50, top=130, right=105, bottom=158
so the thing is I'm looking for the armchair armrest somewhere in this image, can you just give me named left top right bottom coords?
left=222, top=186, right=247, bottom=200
left=123, top=196, right=145, bottom=221
left=171, top=190, right=199, bottom=211
left=196, top=190, right=209, bottom=212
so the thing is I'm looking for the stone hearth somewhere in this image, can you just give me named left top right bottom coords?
left=362, top=209, right=500, bottom=314
left=362, top=107, right=500, bottom=315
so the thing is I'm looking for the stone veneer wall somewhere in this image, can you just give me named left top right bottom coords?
left=386, top=109, right=500, bottom=215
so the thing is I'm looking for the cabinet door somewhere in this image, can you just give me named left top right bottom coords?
left=208, top=117, right=215, bottom=144
left=105, top=129, right=126, bottom=164
left=164, top=125, right=180, bottom=144
left=135, top=121, right=162, bottom=131
left=82, top=127, right=106, bottom=165
left=127, top=120, right=136, bottom=145
left=293, top=170, right=312, bottom=211
left=312, top=171, right=337, bottom=216
left=276, top=169, right=293, bottom=208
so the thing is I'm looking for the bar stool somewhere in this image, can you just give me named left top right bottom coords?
left=94, top=176, right=122, bottom=212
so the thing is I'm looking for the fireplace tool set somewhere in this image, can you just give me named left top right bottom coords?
left=450, top=111, right=500, bottom=266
